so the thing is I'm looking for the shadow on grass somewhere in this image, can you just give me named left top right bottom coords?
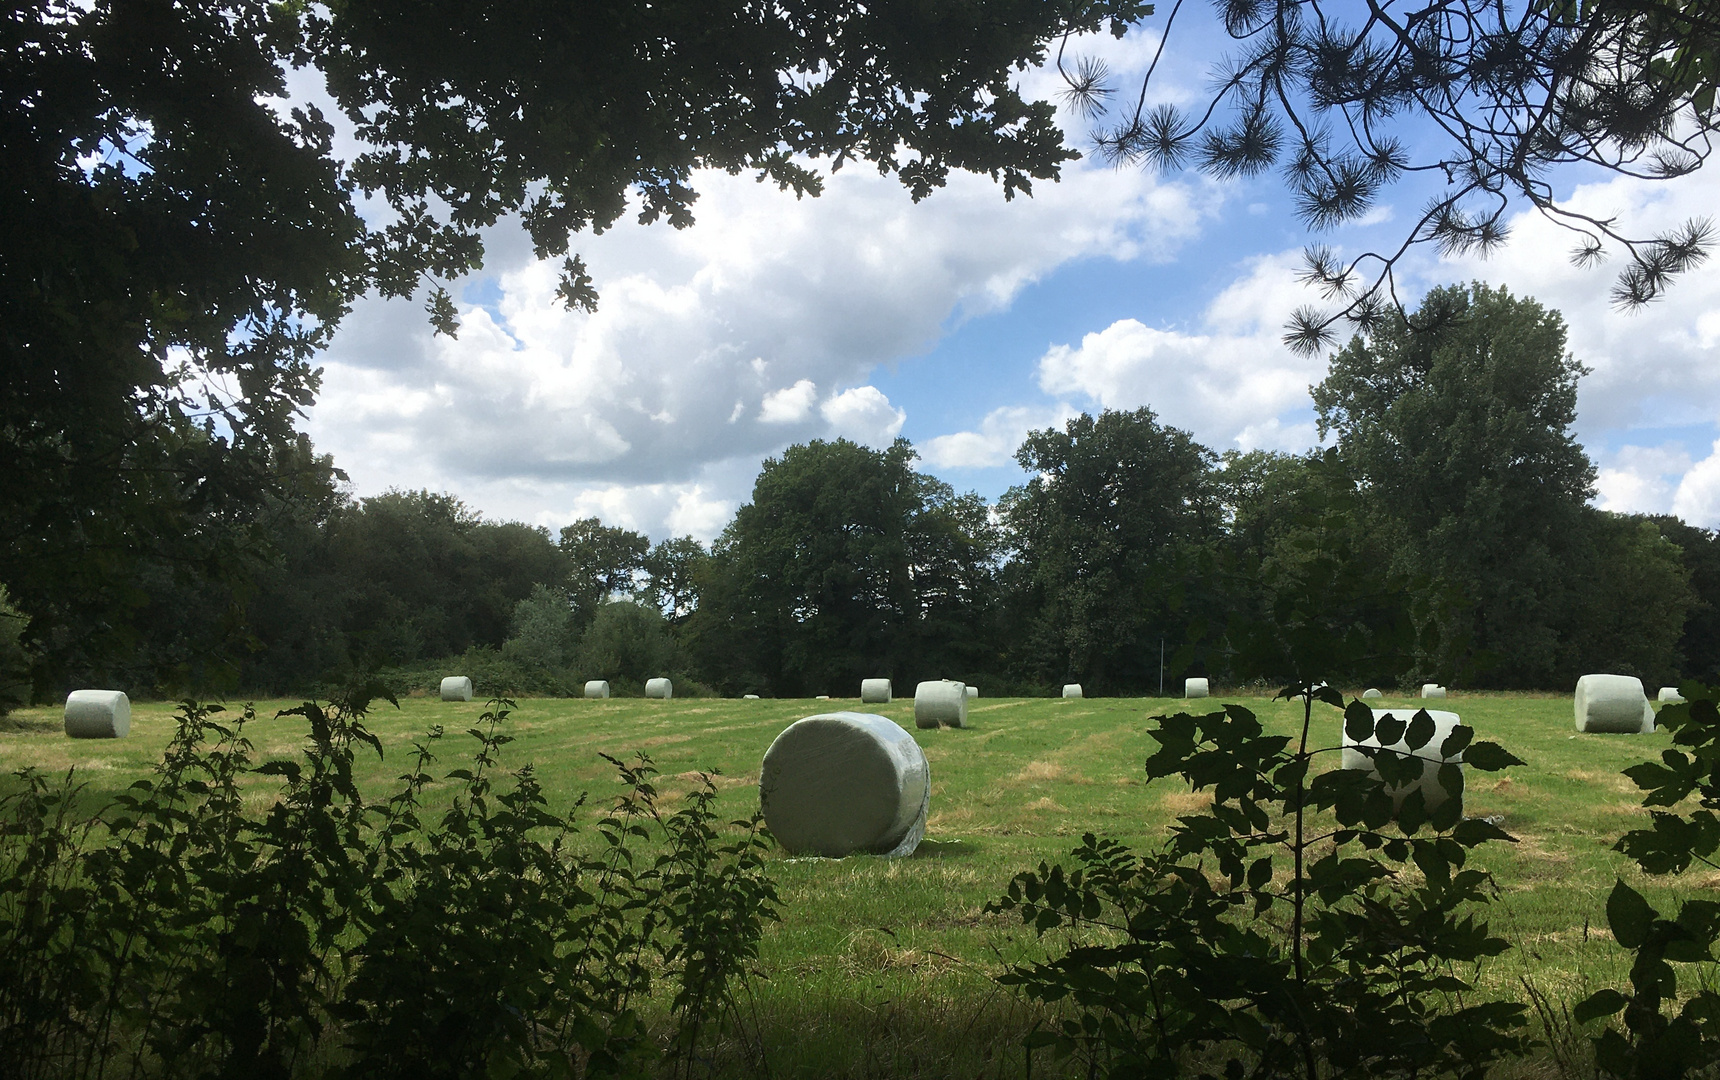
left=0, top=715, right=58, bottom=734
left=911, top=837, right=977, bottom=859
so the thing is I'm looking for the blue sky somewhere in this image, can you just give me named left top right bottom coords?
left=302, top=21, right=1720, bottom=540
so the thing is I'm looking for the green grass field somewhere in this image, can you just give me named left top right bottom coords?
left=1, top=690, right=1699, bottom=1076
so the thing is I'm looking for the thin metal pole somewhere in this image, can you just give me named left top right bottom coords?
left=1159, top=637, right=1164, bottom=696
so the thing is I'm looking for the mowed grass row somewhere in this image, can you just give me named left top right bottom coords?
left=1, top=691, right=1696, bottom=1075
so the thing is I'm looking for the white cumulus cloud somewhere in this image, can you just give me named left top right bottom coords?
left=1031, top=252, right=1326, bottom=453
left=921, top=404, right=1082, bottom=470
left=759, top=379, right=818, bottom=424
left=305, top=151, right=1225, bottom=536
left=820, top=386, right=906, bottom=446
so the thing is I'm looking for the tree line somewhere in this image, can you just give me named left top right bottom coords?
left=6, top=283, right=1718, bottom=704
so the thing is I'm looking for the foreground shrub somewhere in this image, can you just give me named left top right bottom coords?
left=0, top=691, right=777, bottom=1079
left=1576, top=682, right=1720, bottom=1078
left=990, top=683, right=1531, bottom=1078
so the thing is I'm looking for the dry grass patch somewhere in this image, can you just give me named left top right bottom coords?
left=1159, top=789, right=1215, bottom=814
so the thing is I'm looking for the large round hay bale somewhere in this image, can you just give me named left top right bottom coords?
left=645, top=678, right=673, bottom=700
left=1062, top=684, right=1083, bottom=699
left=759, top=712, right=930, bottom=858
left=914, top=680, right=968, bottom=729
left=440, top=676, right=473, bottom=702
left=1341, top=707, right=1464, bottom=810
left=1658, top=686, right=1685, bottom=704
left=1420, top=683, right=1446, bottom=699
left=965, top=685, right=978, bottom=699
left=1575, top=674, right=1654, bottom=733
left=584, top=680, right=610, bottom=699
left=1185, top=677, right=1209, bottom=699
left=1361, top=688, right=1383, bottom=700
left=743, top=694, right=761, bottom=700
left=860, top=678, right=893, bottom=704
left=64, top=690, right=130, bottom=739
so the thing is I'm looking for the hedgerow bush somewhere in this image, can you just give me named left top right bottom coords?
left=989, top=683, right=1533, bottom=1078
left=0, top=690, right=776, bottom=1079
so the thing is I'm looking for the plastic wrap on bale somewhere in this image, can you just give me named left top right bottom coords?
left=1574, top=674, right=1654, bottom=733
left=64, top=690, right=130, bottom=739
left=759, top=712, right=929, bottom=858
left=440, top=676, right=473, bottom=702
left=1342, top=706, right=1466, bottom=812
left=913, top=680, right=967, bottom=729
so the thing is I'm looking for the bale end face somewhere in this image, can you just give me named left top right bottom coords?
left=759, top=712, right=930, bottom=858
left=1361, top=688, right=1383, bottom=700
left=1341, top=706, right=1465, bottom=813
left=1575, top=674, right=1653, bottom=733
left=1185, top=677, right=1209, bottom=699
left=913, top=680, right=968, bottom=728
left=65, top=690, right=130, bottom=739
left=860, top=678, right=893, bottom=704
left=440, top=676, right=474, bottom=702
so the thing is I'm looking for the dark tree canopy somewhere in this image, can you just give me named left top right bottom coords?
left=687, top=438, right=1000, bottom=696
left=1313, top=282, right=1690, bottom=684
left=2, top=0, right=1149, bottom=678
left=1001, top=407, right=1217, bottom=692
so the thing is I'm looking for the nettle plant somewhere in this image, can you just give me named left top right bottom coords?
left=1577, top=682, right=1720, bottom=1079
left=0, top=691, right=778, bottom=1080
left=990, top=684, right=1530, bottom=1079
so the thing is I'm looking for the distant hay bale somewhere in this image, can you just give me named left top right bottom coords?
left=1420, top=683, right=1446, bottom=699
left=1362, top=688, right=1383, bottom=700
left=914, top=680, right=968, bottom=729
left=1658, top=686, right=1685, bottom=704
left=1574, top=674, right=1654, bottom=733
left=440, top=676, right=473, bottom=702
left=645, top=678, right=673, bottom=700
left=1062, top=684, right=1083, bottom=699
left=743, top=694, right=761, bottom=700
left=1342, top=707, right=1465, bottom=811
left=815, top=695, right=831, bottom=701
left=583, top=680, right=610, bottom=699
left=965, top=685, right=978, bottom=699
left=1185, top=678, right=1209, bottom=699
left=861, top=679, right=893, bottom=704
left=759, top=711, right=929, bottom=858
left=64, top=690, right=130, bottom=739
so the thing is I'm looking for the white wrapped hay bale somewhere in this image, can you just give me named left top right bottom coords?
left=1659, top=686, right=1685, bottom=704
left=583, top=680, right=610, bottom=699
left=1342, top=707, right=1465, bottom=810
left=759, top=711, right=930, bottom=858
left=743, top=693, right=761, bottom=700
left=1362, top=688, right=1383, bottom=700
left=1185, top=678, right=1209, bottom=699
left=860, top=678, right=893, bottom=704
left=1574, top=674, right=1654, bottom=733
left=1420, top=683, right=1446, bottom=699
left=645, top=678, right=673, bottom=700
left=440, top=676, right=473, bottom=702
left=1062, top=684, right=1083, bottom=699
left=965, top=685, right=978, bottom=699
left=64, top=690, right=130, bottom=739
left=914, top=680, right=968, bottom=729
